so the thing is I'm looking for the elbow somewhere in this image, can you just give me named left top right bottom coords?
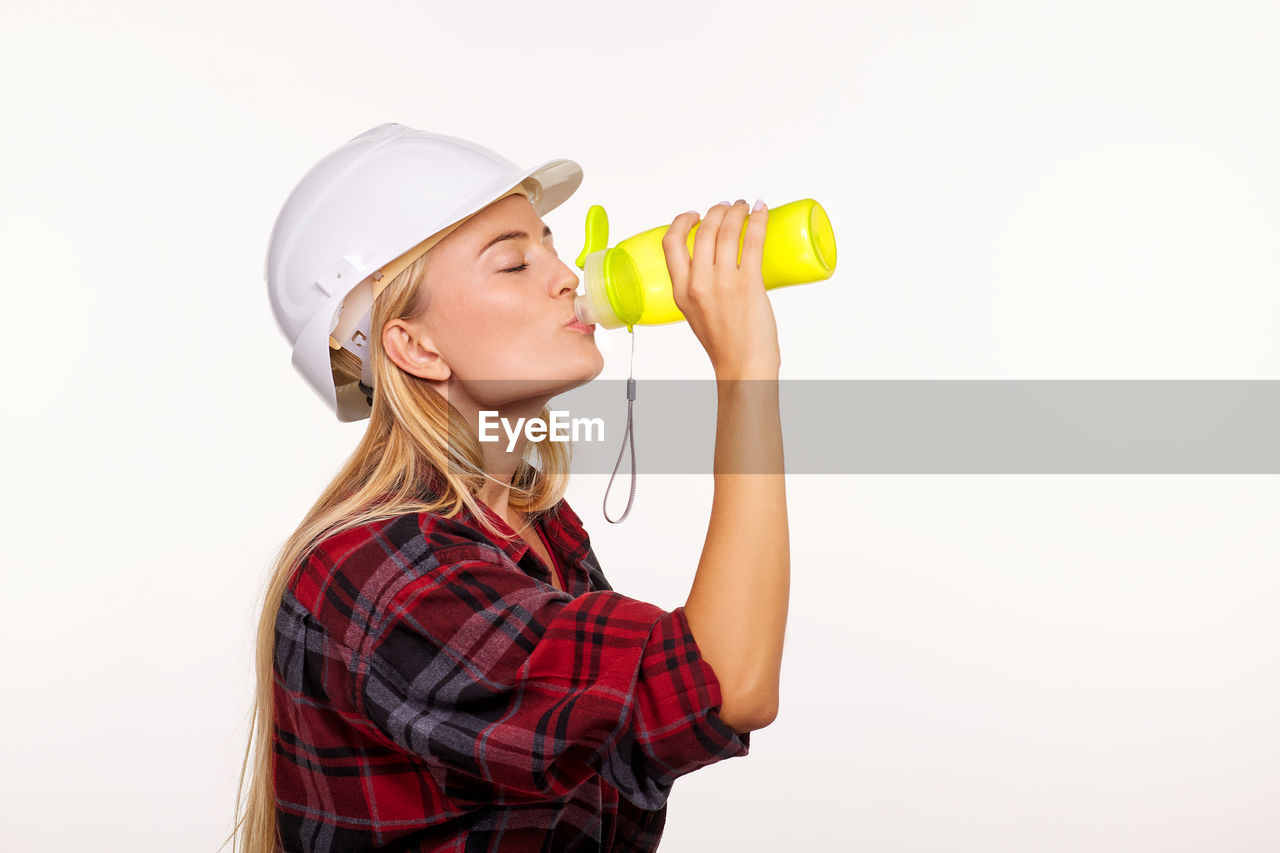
left=718, top=684, right=779, bottom=734
left=741, top=697, right=779, bottom=733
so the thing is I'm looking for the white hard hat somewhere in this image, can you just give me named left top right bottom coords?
left=265, top=122, right=583, bottom=422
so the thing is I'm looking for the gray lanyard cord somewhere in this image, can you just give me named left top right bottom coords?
left=602, top=329, right=638, bottom=523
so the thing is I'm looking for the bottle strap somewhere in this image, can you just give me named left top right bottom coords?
left=603, top=328, right=638, bottom=523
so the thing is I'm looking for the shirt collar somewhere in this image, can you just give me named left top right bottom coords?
left=418, top=466, right=591, bottom=576
left=450, top=490, right=591, bottom=588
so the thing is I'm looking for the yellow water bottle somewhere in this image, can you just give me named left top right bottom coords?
left=572, top=199, right=837, bottom=330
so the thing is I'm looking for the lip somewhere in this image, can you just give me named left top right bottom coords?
left=565, top=317, right=596, bottom=334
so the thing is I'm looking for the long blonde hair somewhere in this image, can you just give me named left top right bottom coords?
left=224, top=248, right=573, bottom=852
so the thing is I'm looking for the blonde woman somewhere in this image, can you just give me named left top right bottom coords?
left=235, top=124, right=789, bottom=852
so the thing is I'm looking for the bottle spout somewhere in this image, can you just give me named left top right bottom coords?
left=573, top=293, right=597, bottom=325
left=577, top=249, right=626, bottom=329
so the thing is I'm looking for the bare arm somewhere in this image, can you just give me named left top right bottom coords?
left=662, top=200, right=790, bottom=733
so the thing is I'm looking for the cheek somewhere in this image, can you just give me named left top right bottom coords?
left=438, top=291, right=538, bottom=373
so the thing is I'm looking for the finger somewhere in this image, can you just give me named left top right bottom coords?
left=662, top=210, right=701, bottom=301
left=691, top=201, right=731, bottom=280
left=740, top=199, right=769, bottom=282
left=716, top=199, right=750, bottom=269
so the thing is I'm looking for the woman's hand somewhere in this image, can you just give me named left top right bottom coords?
left=662, top=200, right=781, bottom=380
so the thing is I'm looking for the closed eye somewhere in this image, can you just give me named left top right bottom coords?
left=502, top=262, right=529, bottom=273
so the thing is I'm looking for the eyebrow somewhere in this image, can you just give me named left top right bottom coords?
left=478, top=225, right=553, bottom=258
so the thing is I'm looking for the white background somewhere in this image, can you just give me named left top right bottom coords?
left=2, top=0, right=1278, bottom=850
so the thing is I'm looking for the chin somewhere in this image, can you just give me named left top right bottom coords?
left=581, top=348, right=606, bottom=382
left=554, top=347, right=605, bottom=386
left=466, top=349, right=605, bottom=408
left=546, top=357, right=605, bottom=398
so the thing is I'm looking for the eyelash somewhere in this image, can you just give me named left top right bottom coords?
left=501, top=242, right=557, bottom=273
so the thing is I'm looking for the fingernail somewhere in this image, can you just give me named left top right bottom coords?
left=752, top=199, right=766, bottom=212
left=716, top=200, right=732, bottom=207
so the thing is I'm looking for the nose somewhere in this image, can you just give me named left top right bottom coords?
left=551, top=256, right=579, bottom=298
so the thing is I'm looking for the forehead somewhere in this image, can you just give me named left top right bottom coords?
left=455, top=193, right=541, bottom=240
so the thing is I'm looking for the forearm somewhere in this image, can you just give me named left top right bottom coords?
left=683, top=374, right=790, bottom=733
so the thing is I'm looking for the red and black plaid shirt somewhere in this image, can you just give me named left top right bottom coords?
left=272, top=494, right=750, bottom=852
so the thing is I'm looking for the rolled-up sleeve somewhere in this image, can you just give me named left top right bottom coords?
left=602, top=605, right=750, bottom=809
left=340, top=544, right=749, bottom=811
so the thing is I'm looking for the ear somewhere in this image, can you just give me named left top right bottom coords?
left=382, top=317, right=452, bottom=383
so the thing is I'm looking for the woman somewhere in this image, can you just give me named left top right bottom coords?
left=235, top=123, right=789, bottom=852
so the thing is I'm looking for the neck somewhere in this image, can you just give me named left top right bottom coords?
left=448, top=391, right=550, bottom=530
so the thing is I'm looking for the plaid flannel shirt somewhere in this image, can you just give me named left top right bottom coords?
left=271, top=494, right=749, bottom=852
